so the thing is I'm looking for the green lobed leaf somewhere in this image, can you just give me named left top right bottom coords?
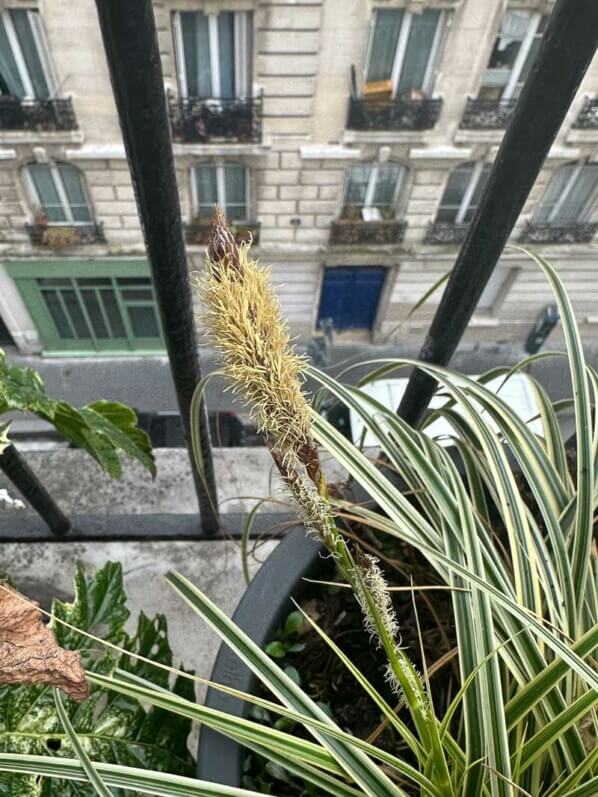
left=0, top=349, right=155, bottom=479
left=0, top=563, right=194, bottom=797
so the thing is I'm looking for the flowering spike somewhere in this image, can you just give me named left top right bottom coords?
left=207, top=205, right=242, bottom=277
left=198, top=209, right=313, bottom=464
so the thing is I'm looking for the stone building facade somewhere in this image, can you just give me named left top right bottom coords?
left=0, top=0, right=597, bottom=359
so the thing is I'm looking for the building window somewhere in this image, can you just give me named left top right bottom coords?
left=9, top=263, right=163, bottom=353
left=191, top=162, right=249, bottom=221
left=342, top=163, right=407, bottom=221
left=364, top=9, right=446, bottom=98
left=479, top=12, right=547, bottom=102
left=534, top=162, right=598, bottom=225
left=24, top=162, right=93, bottom=224
left=173, top=11, right=252, bottom=99
left=436, top=162, right=492, bottom=224
left=477, top=267, right=512, bottom=314
left=0, top=9, right=55, bottom=99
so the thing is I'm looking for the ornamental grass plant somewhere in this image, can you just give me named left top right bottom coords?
left=0, top=209, right=596, bottom=797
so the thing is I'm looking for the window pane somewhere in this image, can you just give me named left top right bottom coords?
left=478, top=268, right=507, bottom=311
left=0, top=16, right=26, bottom=97
left=78, top=278, right=111, bottom=286
left=366, top=10, right=403, bottom=83
left=81, top=289, right=109, bottom=338
left=27, top=164, right=67, bottom=222
left=227, top=205, right=246, bottom=221
left=558, top=165, right=598, bottom=223
left=218, top=12, right=235, bottom=99
left=38, top=278, right=70, bottom=287
left=439, top=164, right=473, bottom=220
left=345, top=165, right=371, bottom=206
left=194, top=165, right=218, bottom=215
left=436, top=207, right=458, bottom=223
left=58, top=164, right=92, bottom=223
left=116, top=278, right=152, bottom=286
left=441, top=163, right=474, bottom=207
left=10, top=10, right=49, bottom=99
left=100, top=289, right=126, bottom=338
left=462, top=163, right=492, bottom=222
left=372, top=164, right=402, bottom=208
left=128, top=306, right=160, bottom=338
left=41, top=289, right=74, bottom=338
left=235, top=12, right=253, bottom=96
left=62, top=289, right=91, bottom=339
left=397, top=10, right=440, bottom=96
left=534, top=164, right=577, bottom=223
left=224, top=164, right=246, bottom=217
left=514, top=35, right=541, bottom=97
left=121, top=289, right=153, bottom=301
left=181, top=12, right=211, bottom=97
left=483, top=11, right=530, bottom=91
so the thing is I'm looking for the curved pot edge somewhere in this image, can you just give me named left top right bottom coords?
left=197, top=526, right=328, bottom=785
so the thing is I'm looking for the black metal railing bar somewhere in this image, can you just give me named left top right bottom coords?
left=95, top=0, right=220, bottom=534
left=398, top=0, right=598, bottom=428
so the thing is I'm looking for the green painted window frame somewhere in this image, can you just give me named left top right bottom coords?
left=6, top=259, right=166, bottom=355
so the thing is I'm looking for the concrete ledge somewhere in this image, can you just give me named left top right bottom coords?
left=0, top=512, right=300, bottom=541
left=300, top=144, right=362, bottom=159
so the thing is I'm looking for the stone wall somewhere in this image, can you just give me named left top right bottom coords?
left=0, top=0, right=597, bottom=352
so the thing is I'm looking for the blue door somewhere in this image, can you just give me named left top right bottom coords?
left=317, top=267, right=386, bottom=331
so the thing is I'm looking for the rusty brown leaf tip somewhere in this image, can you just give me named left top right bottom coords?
left=207, top=204, right=242, bottom=276
left=0, top=582, right=89, bottom=702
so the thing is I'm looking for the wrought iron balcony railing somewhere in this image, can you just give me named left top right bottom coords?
left=25, top=222, right=105, bottom=247
left=573, top=96, right=598, bottom=128
left=519, top=221, right=598, bottom=244
left=168, top=93, right=263, bottom=143
left=460, top=97, right=518, bottom=129
left=424, top=221, right=470, bottom=244
left=0, top=96, right=78, bottom=131
left=347, top=96, right=442, bottom=131
left=329, top=218, right=407, bottom=245
left=186, top=220, right=260, bottom=246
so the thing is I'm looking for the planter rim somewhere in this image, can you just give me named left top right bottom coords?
left=197, top=526, right=327, bottom=785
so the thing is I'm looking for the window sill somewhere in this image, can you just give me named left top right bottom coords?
left=0, top=129, right=84, bottom=145
left=343, top=129, right=437, bottom=145
left=40, top=349, right=166, bottom=359
left=454, top=129, right=504, bottom=146
left=469, top=314, right=499, bottom=328
left=172, top=141, right=271, bottom=157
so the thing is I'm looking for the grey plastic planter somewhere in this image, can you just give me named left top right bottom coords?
left=197, top=526, right=327, bottom=785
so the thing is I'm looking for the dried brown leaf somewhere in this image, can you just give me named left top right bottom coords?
left=0, top=582, right=88, bottom=701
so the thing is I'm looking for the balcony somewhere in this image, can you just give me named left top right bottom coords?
left=168, top=93, right=263, bottom=143
left=329, top=218, right=407, bottom=245
left=25, top=222, right=105, bottom=248
left=460, top=97, right=518, bottom=130
left=347, top=96, right=442, bottom=132
left=185, top=220, right=260, bottom=247
left=425, top=222, right=469, bottom=245
left=573, top=96, right=598, bottom=129
left=0, top=96, right=77, bottom=132
left=519, top=221, right=598, bottom=244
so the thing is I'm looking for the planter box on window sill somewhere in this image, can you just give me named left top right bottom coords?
left=424, top=222, right=470, bottom=245
left=168, top=93, right=263, bottom=144
left=346, top=96, right=442, bottom=132
left=519, top=222, right=598, bottom=244
left=185, top=221, right=260, bottom=247
left=0, top=97, right=77, bottom=132
left=329, top=219, right=407, bottom=245
left=460, top=97, right=518, bottom=130
left=25, top=223, right=105, bottom=248
left=573, top=97, right=598, bottom=129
